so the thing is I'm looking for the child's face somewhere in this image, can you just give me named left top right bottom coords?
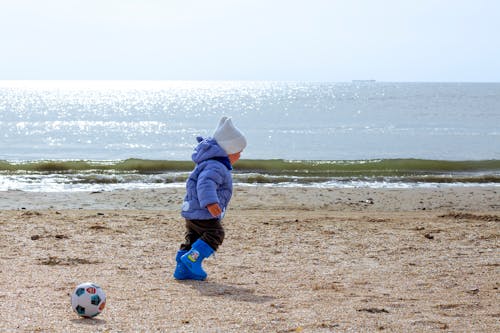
left=228, top=151, right=241, bottom=165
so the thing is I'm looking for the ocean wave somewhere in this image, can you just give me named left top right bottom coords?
left=0, top=158, right=499, bottom=191
left=1, top=158, right=500, bottom=175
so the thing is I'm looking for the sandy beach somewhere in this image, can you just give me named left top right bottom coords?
left=1, top=186, right=499, bottom=332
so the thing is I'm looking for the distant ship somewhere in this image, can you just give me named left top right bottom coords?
left=352, top=79, right=376, bottom=83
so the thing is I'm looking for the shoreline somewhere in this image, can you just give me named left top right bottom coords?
left=1, top=186, right=499, bottom=332
left=0, top=186, right=498, bottom=211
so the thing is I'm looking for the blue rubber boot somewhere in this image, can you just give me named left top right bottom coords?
left=173, top=250, right=205, bottom=280
left=180, top=239, right=214, bottom=281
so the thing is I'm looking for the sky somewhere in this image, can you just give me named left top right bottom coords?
left=0, top=0, right=499, bottom=82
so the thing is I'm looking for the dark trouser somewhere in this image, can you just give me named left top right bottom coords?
left=180, top=218, right=225, bottom=252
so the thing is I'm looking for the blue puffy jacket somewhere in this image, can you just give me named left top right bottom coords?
left=181, top=137, right=233, bottom=220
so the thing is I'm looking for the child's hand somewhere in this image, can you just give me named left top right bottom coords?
left=207, top=203, right=222, bottom=217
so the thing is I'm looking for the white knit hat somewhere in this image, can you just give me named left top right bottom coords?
left=213, top=117, right=247, bottom=154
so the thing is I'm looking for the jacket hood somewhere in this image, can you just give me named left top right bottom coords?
left=191, top=136, right=228, bottom=164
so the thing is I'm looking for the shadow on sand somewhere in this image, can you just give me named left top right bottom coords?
left=70, top=317, right=107, bottom=326
left=180, top=280, right=275, bottom=303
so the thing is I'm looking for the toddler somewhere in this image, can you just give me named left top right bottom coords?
left=173, top=117, right=247, bottom=281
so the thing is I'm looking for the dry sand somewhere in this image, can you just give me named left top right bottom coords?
left=0, top=186, right=499, bottom=332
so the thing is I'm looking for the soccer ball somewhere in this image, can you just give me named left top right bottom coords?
left=71, top=282, right=106, bottom=318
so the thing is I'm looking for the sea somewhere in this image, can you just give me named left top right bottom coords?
left=1, top=80, right=499, bottom=191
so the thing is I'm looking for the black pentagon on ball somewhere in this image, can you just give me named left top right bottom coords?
left=75, top=288, right=85, bottom=297
left=90, top=294, right=101, bottom=306
left=75, top=305, right=85, bottom=315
